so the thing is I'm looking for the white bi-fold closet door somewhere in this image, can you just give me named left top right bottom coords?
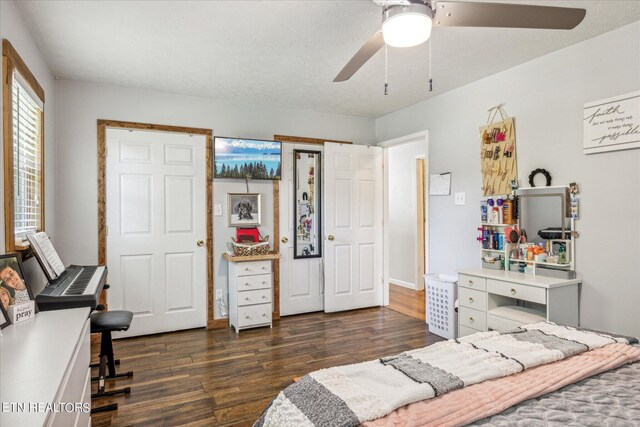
left=279, top=142, right=383, bottom=316
left=106, top=128, right=207, bottom=337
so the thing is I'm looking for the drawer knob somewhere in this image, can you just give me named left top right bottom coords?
left=262, top=295, right=267, bottom=299
left=262, top=281, right=267, bottom=285
left=245, top=297, right=250, bottom=301
left=245, top=315, right=250, bottom=319
left=511, top=288, right=517, bottom=295
left=469, top=317, right=475, bottom=323
left=262, top=313, right=267, bottom=317
left=245, top=267, right=250, bottom=271
left=261, top=266, right=267, bottom=270
left=468, top=297, right=474, bottom=303
left=244, top=282, right=250, bottom=286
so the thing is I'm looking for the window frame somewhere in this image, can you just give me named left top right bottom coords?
left=2, top=39, right=45, bottom=253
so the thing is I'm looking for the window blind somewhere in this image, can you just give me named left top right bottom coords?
left=12, top=74, right=43, bottom=236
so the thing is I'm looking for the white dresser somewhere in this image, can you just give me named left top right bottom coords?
left=457, top=268, right=581, bottom=338
left=225, top=253, right=277, bottom=333
left=0, top=308, right=91, bottom=427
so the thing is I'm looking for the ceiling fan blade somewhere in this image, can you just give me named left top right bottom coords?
left=333, top=31, right=385, bottom=82
left=433, top=1, right=586, bottom=30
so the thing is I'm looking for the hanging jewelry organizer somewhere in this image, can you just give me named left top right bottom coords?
left=479, top=105, right=518, bottom=196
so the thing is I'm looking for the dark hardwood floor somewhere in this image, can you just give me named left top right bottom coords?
left=91, top=307, right=442, bottom=426
left=387, top=284, right=426, bottom=321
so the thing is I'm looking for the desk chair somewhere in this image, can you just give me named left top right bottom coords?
left=90, top=309, right=134, bottom=414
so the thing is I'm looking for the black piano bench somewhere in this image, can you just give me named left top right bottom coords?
left=90, top=310, right=134, bottom=414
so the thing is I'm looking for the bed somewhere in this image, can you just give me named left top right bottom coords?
left=255, top=322, right=639, bottom=427
left=472, top=360, right=640, bottom=426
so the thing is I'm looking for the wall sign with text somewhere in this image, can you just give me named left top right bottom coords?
left=583, top=91, right=640, bottom=155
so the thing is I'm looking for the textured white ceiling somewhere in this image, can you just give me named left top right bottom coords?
left=15, top=0, right=640, bottom=118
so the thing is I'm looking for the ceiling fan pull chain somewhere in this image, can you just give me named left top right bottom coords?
left=428, top=36, right=433, bottom=92
left=384, top=44, right=389, bottom=95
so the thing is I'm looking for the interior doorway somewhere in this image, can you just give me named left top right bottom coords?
left=381, top=131, right=429, bottom=321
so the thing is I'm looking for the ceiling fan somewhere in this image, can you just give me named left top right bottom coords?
left=333, top=0, right=586, bottom=82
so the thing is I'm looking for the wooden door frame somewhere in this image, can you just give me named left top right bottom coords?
left=272, top=135, right=351, bottom=318
left=416, top=157, right=426, bottom=287
left=97, top=120, right=219, bottom=328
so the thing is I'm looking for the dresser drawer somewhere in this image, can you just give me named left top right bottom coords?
left=459, top=286, right=486, bottom=311
left=237, top=260, right=272, bottom=276
left=238, top=303, right=271, bottom=327
left=487, top=279, right=546, bottom=305
left=237, top=274, right=272, bottom=291
left=238, top=288, right=271, bottom=306
left=459, top=306, right=487, bottom=331
left=458, top=274, right=486, bottom=291
left=459, top=324, right=483, bottom=338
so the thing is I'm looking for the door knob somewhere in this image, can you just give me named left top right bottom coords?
left=281, top=236, right=288, bottom=243
left=196, top=240, right=205, bottom=247
left=327, top=235, right=335, bottom=241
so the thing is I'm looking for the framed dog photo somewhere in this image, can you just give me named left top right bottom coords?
left=0, top=254, right=37, bottom=315
left=228, top=193, right=262, bottom=227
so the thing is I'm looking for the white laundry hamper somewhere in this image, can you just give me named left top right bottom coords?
left=425, top=274, right=458, bottom=339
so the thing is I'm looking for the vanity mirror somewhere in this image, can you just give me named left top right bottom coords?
left=293, top=150, right=321, bottom=259
left=512, top=185, right=576, bottom=277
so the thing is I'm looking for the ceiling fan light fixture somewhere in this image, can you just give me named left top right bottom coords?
left=382, top=3, right=433, bottom=48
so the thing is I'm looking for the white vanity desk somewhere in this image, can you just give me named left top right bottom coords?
left=0, top=308, right=91, bottom=427
left=457, top=268, right=581, bottom=337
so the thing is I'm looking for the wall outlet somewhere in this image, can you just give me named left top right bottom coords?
left=454, top=192, right=466, bottom=206
left=216, top=289, right=223, bottom=300
left=214, top=204, right=223, bottom=216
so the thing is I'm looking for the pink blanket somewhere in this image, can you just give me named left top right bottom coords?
left=362, top=343, right=640, bottom=427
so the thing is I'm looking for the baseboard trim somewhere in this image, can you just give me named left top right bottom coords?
left=388, top=278, right=421, bottom=291
left=207, top=318, right=229, bottom=329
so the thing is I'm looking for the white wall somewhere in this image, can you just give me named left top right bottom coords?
left=375, top=22, right=640, bottom=337
left=387, top=140, right=425, bottom=288
left=54, top=79, right=374, bottom=318
left=0, top=0, right=57, bottom=289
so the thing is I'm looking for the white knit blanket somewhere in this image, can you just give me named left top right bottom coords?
left=254, top=322, right=638, bottom=427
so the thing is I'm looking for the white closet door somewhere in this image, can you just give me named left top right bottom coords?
left=324, top=144, right=383, bottom=312
left=279, top=143, right=324, bottom=315
left=106, top=128, right=207, bottom=337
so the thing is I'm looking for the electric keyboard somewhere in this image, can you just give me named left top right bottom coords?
left=36, top=265, right=107, bottom=311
